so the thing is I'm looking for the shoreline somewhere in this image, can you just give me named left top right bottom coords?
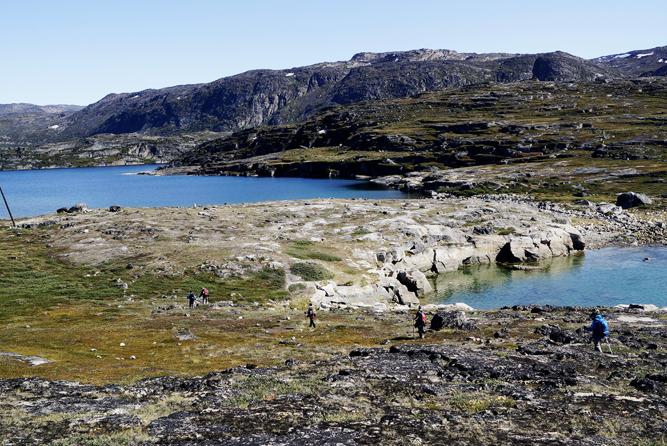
left=11, top=194, right=666, bottom=312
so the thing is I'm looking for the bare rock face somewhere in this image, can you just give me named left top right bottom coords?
left=616, top=191, right=653, bottom=209
left=496, top=227, right=585, bottom=263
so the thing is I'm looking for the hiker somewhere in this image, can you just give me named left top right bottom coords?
left=187, top=291, right=196, bottom=309
left=585, top=310, right=610, bottom=352
left=306, top=303, right=317, bottom=328
left=414, top=306, right=427, bottom=339
left=199, top=287, right=209, bottom=304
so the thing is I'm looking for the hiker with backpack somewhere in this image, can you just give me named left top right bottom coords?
left=306, top=303, right=317, bottom=328
left=585, top=310, right=610, bottom=352
left=187, top=291, right=196, bottom=309
left=199, top=287, right=209, bottom=304
left=414, top=306, right=427, bottom=339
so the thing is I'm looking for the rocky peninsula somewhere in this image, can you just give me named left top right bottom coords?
left=0, top=189, right=666, bottom=445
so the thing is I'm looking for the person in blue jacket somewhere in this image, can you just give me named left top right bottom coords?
left=585, top=310, right=610, bottom=352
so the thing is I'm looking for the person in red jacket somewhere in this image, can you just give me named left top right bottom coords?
left=414, top=306, right=427, bottom=339
left=199, top=287, right=209, bottom=304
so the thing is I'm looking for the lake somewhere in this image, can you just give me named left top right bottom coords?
left=0, top=165, right=407, bottom=218
left=433, top=246, right=667, bottom=309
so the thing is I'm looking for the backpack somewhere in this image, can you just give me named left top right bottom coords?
left=593, top=317, right=609, bottom=337
left=202, top=288, right=209, bottom=297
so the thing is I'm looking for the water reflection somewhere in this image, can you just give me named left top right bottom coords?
left=431, top=248, right=666, bottom=309
left=434, top=254, right=585, bottom=300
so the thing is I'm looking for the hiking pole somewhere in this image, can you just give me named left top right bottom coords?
left=0, top=186, right=16, bottom=228
left=605, top=338, right=613, bottom=354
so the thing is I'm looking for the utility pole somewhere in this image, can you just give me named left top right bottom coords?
left=0, top=186, right=16, bottom=227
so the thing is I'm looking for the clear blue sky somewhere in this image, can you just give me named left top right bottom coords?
left=2, top=0, right=665, bottom=105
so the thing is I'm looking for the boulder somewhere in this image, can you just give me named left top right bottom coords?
left=396, top=270, right=433, bottom=296
left=67, top=203, right=88, bottom=213
left=496, top=236, right=536, bottom=263
left=430, top=311, right=476, bottom=331
left=379, top=275, right=420, bottom=306
left=535, top=325, right=581, bottom=344
left=616, top=192, right=653, bottom=209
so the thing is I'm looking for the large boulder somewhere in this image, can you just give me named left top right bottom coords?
left=396, top=270, right=433, bottom=297
left=496, top=236, right=536, bottom=263
left=430, top=311, right=476, bottom=331
left=379, top=276, right=419, bottom=306
left=616, top=192, right=653, bottom=209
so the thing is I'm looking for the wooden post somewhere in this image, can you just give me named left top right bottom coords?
left=0, top=186, right=16, bottom=227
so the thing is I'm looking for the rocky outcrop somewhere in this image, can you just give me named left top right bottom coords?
left=314, top=210, right=585, bottom=309
left=532, top=51, right=609, bottom=82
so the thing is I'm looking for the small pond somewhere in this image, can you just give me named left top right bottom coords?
left=433, top=247, right=667, bottom=309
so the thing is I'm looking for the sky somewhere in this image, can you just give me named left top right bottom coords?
left=1, top=0, right=665, bottom=105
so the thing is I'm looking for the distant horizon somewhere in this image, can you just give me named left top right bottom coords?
left=2, top=0, right=666, bottom=105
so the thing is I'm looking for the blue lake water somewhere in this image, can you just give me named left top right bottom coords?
left=434, top=247, right=667, bottom=309
left=0, top=165, right=407, bottom=218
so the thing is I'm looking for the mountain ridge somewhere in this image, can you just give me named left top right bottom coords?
left=0, top=45, right=665, bottom=170
left=1, top=48, right=630, bottom=144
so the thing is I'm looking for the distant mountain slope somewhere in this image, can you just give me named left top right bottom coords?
left=0, top=103, right=82, bottom=116
left=48, top=50, right=614, bottom=140
left=594, top=45, right=667, bottom=76
left=0, top=103, right=83, bottom=149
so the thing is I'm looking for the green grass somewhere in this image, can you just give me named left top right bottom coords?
left=290, top=262, right=334, bottom=281
left=285, top=240, right=342, bottom=262
left=225, top=375, right=320, bottom=409
left=447, top=392, right=516, bottom=414
left=496, top=227, right=516, bottom=236
left=0, top=228, right=122, bottom=319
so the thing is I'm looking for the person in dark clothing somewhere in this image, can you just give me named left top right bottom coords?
left=199, top=287, right=209, bottom=304
left=585, top=310, right=610, bottom=352
left=306, top=303, right=316, bottom=328
left=187, top=291, right=196, bottom=309
left=414, top=306, right=426, bottom=339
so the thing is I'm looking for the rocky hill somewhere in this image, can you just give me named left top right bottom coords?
left=170, top=78, right=667, bottom=179
left=594, top=45, right=667, bottom=76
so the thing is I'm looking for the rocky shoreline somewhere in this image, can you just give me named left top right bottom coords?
left=16, top=190, right=666, bottom=313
